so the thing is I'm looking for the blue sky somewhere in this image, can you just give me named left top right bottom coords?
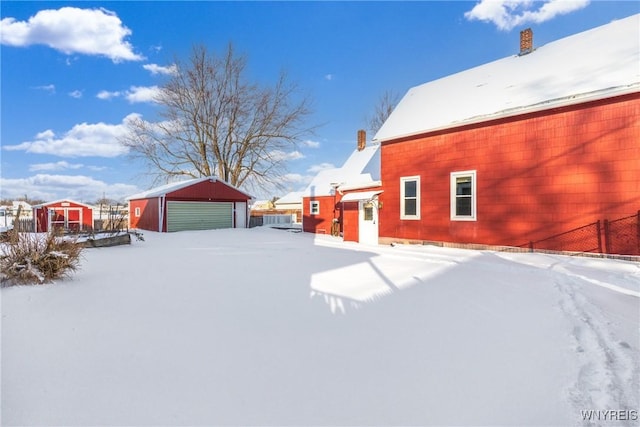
left=1, top=1, right=638, bottom=203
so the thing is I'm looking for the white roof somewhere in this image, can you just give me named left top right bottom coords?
left=31, top=199, right=94, bottom=209
left=274, top=191, right=304, bottom=205
left=375, top=14, right=640, bottom=142
left=126, top=176, right=253, bottom=200
left=341, top=190, right=383, bottom=202
left=303, top=144, right=381, bottom=197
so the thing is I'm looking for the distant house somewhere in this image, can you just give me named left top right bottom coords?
left=374, top=15, right=640, bottom=254
left=11, top=201, right=32, bottom=218
left=127, top=176, right=252, bottom=232
left=250, top=200, right=275, bottom=212
left=302, top=130, right=381, bottom=243
left=274, top=191, right=303, bottom=223
left=32, top=199, right=94, bottom=232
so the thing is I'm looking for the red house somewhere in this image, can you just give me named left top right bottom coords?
left=374, top=15, right=640, bottom=255
left=302, top=130, right=381, bottom=240
left=32, top=199, right=94, bottom=233
left=127, top=176, right=252, bottom=232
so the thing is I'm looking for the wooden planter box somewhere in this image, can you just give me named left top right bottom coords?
left=84, top=233, right=131, bottom=248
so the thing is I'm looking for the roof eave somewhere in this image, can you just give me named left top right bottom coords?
left=374, top=84, right=640, bottom=144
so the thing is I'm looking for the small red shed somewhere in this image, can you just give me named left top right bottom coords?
left=33, top=199, right=94, bottom=233
left=127, top=176, right=253, bottom=232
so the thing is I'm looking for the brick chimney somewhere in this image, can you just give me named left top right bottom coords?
left=357, top=129, right=366, bottom=151
left=519, top=28, right=533, bottom=55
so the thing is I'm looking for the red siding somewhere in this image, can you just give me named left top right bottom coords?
left=342, top=201, right=359, bottom=242
left=167, top=179, right=249, bottom=202
left=302, top=195, right=340, bottom=234
left=379, top=93, right=640, bottom=252
left=129, top=198, right=159, bottom=231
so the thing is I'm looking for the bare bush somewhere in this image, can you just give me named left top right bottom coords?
left=0, top=230, right=83, bottom=286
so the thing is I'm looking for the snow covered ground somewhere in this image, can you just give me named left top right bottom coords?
left=2, top=227, right=638, bottom=426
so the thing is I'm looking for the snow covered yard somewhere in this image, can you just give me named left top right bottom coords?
left=2, top=227, right=638, bottom=426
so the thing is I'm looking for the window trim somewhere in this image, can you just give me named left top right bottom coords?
left=400, top=175, right=420, bottom=220
left=450, top=170, right=477, bottom=221
left=134, top=207, right=141, bottom=218
left=309, top=200, right=320, bottom=215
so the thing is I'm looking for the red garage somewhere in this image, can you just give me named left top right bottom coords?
left=33, top=199, right=94, bottom=233
left=127, top=176, right=252, bottom=232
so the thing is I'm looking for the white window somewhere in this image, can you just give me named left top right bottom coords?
left=134, top=207, right=141, bottom=217
left=310, top=200, right=320, bottom=215
left=451, top=170, right=477, bottom=221
left=400, top=176, right=420, bottom=220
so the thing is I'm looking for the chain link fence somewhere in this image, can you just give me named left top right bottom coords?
left=604, top=211, right=640, bottom=256
left=519, top=211, right=639, bottom=256
left=520, top=221, right=602, bottom=254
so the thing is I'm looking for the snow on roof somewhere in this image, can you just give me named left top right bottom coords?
left=340, top=190, right=383, bottom=202
left=126, top=176, right=253, bottom=200
left=31, top=199, right=94, bottom=209
left=375, top=14, right=640, bottom=142
left=275, top=191, right=304, bottom=205
left=303, top=144, right=381, bottom=197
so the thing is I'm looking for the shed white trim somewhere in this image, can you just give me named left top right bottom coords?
left=341, top=190, right=383, bottom=202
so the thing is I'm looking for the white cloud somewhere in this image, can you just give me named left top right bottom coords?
left=324, top=74, right=334, bottom=81
left=143, top=63, right=177, bottom=75
left=97, top=90, right=121, bottom=100
left=307, top=162, right=336, bottom=173
left=68, top=90, right=83, bottom=98
left=464, top=0, right=590, bottom=31
left=0, top=7, right=143, bottom=62
left=36, top=129, right=55, bottom=139
left=0, top=174, right=140, bottom=203
left=97, top=86, right=160, bottom=104
left=269, top=150, right=305, bottom=162
left=301, top=139, right=321, bottom=148
left=125, top=86, right=160, bottom=103
left=3, top=113, right=139, bottom=158
left=29, top=161, right=84, bottom=172
left=34, top=84, right=55, bottom=93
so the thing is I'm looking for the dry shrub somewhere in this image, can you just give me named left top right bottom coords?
left=0, top=229, right=83, bottom=286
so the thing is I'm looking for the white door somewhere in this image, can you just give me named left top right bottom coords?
left=235, top=202, right=247, bottom=228
left=358, top=199, right=379, bottom=245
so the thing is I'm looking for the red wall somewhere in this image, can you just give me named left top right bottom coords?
left=168, top=179, right=249, bottom=202
left=129, top=198, right=159, bottom=231
left=302, top=195, right=340, bottom=234
left=342, top=201, right=359, bottom=242
left=379, top=93, right=640, bottom=251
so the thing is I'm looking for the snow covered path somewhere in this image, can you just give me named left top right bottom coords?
left=2, top=228, right=638, bottom=425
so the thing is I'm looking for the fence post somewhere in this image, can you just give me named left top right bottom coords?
left=603, top=219, right=611, bottom=254
left=595, top=220, right=603, bottom=254
left=595, top=220, right=602, bottom=254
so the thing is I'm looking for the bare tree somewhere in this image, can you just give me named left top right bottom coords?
left=366, top=90, right=400, bottom=135
left=121, top=43, right=314, bottom=191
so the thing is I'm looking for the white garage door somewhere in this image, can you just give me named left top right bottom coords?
left=166, top=202, right=233, bottom=232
